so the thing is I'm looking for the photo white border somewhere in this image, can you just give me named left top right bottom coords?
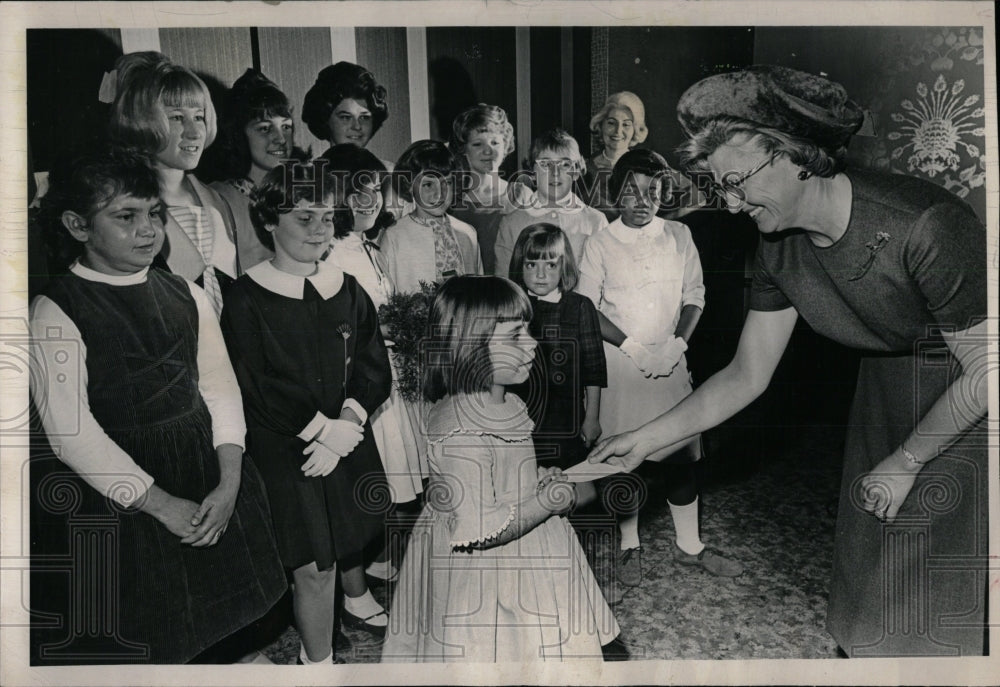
left=1, top=2, right=997, bottom=685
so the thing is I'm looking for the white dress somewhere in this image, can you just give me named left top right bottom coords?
left=577, top=216, right=706, bottom=459
left=325, top=232, right=426, bottom=502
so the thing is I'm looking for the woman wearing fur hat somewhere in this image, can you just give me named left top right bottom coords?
left=589, top=65, right=989, bottom=657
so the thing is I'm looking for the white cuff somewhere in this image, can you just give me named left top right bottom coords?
left=298, top=411, right=331, bottom=442
left=341, top=398, right=368, bottom=425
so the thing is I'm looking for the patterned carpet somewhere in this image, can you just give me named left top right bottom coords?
left=251, top=423, right=845, bottom=664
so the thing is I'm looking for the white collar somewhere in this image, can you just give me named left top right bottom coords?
left=533, top=289, right=563, bottom=303
left=607, top=216, right=664, bottom=244
left=524, top=191, right=587, bottom=216
left=70, top=260, right=149, bottom=285
left=247, top=259, right=345, bottom=300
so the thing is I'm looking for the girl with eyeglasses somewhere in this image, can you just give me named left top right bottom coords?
left=493, top=129, right=607, bottom=279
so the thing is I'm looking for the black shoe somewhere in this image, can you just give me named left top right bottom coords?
left=341, top=609, right=388, bottom=638
left=601, top=637, right=630, bottom=661
left=296, top=655, right=346, bottom=664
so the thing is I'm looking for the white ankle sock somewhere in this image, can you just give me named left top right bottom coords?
left=669, top=498, right=704, bottom=555
left=618, top=513, right=640, bottom=550
left=344, top=589, right=387, bottom=626
left=299, top=643, right=332, bottom=664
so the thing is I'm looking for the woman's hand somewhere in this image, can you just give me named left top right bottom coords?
left=860, top=451, right=923, bottom=523
left=302, top=441, right=342, bottom=477
left=581, top=417, right=603, bottom=448
left=182, top=480, right=239, bottom=547
left=587, top=430, right=651, bottom=472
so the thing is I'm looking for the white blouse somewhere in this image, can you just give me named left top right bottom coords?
left=30, top=262, right=246, bottom=507
left=577, top=216, right=706, bottom=345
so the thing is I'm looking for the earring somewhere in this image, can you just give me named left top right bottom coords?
left=797, top=170, right=813, bottom=181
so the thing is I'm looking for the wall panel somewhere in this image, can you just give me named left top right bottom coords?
left=159, top=27, right=253, bottom=92
left=356, top=27, right=411, bottom=164
left=257, top=27, right=333, bottom=158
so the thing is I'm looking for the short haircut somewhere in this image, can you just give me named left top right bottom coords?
left=529, top=128, right=586, bottom=175
left=248, top=159, right=349, bottom=251
left=608, top=148, right=672, bottom=204
left=301, top=61, right=389, bottom=142
left=422, top=275, right=532, bottom=403
left=108, top=51, right=218, bottom=156
left=677, top=115, right=843, bottom=178
left=448, top=104, right=516, bottom=158
left=318, top=143, right=394, bottom=239
left=39, top=151, right=161, bottom=269
left=392, top=139, right=456, bottom=203
left=509, top=223, right=580, bottom=293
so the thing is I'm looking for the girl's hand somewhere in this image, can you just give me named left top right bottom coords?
left=148, top=490, right=201, bottom=540
left=536, top=465, right=566, bottom=487
left=302, top=441, right=342, bottom=477
left=182, top=481, right=239, bottom=547
left=620, top=338, right=655, bottom=378
left=651, top=336, right=688, bottom=378
left=317, top=418, right=364, bottom=456
left=536, top=466, right=574, bottom=514
left=860, top=450, right=923, bottom=523
left=587, top=430, right=650, bottom=471
left=581, top=417, right=603, bottom=448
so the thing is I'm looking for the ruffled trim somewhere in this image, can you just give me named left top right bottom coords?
left=426, top=394, right=534, bottom=444
left=450, top=503, right=517, bottom=549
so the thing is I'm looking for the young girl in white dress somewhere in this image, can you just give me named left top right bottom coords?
left=578, top=149, right=743, bottom=589
left=381, top=276, right=620, bottom=662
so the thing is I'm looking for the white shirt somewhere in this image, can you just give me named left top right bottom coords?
left=323, top=232, right=393, bottom=308
left=30, top=262, right=246, bottom=507
left=493, top=191, right=607, bottom=279
left=578, top=216, right=705, bottom=345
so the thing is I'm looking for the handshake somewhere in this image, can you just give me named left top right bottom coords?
left=301, top=417, right=364, bottom=478
left=620, top=336, right=687, bottom=379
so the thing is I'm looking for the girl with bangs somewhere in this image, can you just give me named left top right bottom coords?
left=382, top=140, right=482, bottom=295
left=508, top=223, right=606, bottom=492
left=381, top=276, right=621, bottom=663
left=108, top=51, right=239, bottom=316
left=202, top=68, right=309, bottom=271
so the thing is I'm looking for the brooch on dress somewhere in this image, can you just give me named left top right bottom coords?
left=848, top=231, right=891, bottom=281
left=337, top=322, right=353, bottom=385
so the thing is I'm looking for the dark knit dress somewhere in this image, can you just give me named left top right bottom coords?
left=33, top=268, right=286, bottom=664
left=510, top=291, right=608, bottom=469
left=220, top=264, right=391, bottom=571
left=751, top=169, right=988, bottom=656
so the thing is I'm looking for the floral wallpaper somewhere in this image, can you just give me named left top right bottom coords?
left=846, top=27, right=987, bottom=217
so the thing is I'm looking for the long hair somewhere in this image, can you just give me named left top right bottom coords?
left=422, top=276, right=532, bottom=403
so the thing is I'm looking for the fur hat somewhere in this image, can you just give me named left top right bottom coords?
left=590, top=91, right=648, bottom=145
left=676, top=65, right=864, bottom=149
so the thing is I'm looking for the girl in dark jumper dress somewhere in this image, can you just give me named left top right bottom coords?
left=220, top=160, right=392, bottom=663
left=30, top=151, right=286, bottom=664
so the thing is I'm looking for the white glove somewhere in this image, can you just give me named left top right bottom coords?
left=651, top=336, right=688, bottom=377
left=619, top=337, right=655, bottom=378
left=316, top=418, right=364, bottom=456
left=301, top=441, right=342, bottom=477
